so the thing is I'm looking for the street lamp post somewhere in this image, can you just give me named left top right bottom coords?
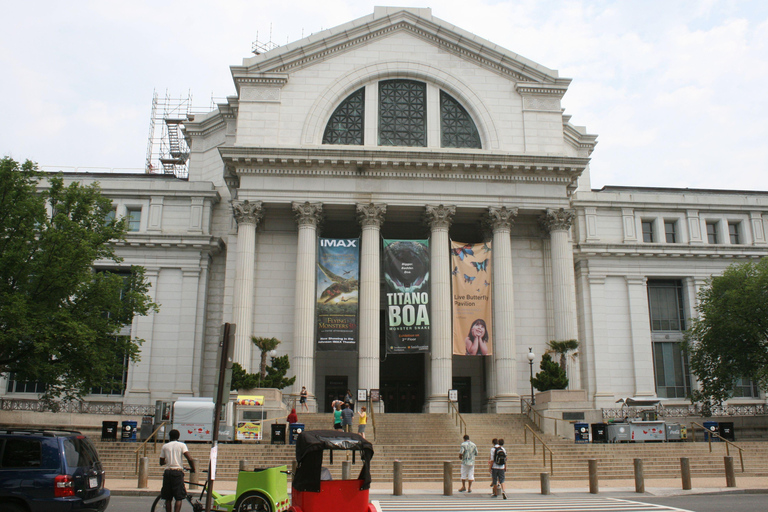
left=527, top=347, right=535, bottom=406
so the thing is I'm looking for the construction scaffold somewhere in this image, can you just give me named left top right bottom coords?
left=145, top=90, right=192, bottom=179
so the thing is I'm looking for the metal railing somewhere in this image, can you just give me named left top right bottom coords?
left=0, top=398, right=156, bottom=416
left=689, top=422, right=745, bottom=472
left=520, top=398, right=558, bottom=437
left=523, top=424, right=555, bottom=475
left=448, top=399, right=467, bottom=437
left=367, top=396, right=376, bottom=441
left=134, top=422, right=167, bottom=474
left=603, top=403, right=767, bottom=420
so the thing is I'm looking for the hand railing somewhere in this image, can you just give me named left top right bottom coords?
left=523, top=423, right=555, bottom=475
left=134, top=421, right=167, bottom=474
left=448, top=399, right=467, bottom=437
left=689, top=421, right=745, bottom=472
left=367, top=396, right=376, bottom=440
left=521, top=397, right=558, bottom=437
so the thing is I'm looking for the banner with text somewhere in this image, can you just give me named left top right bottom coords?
left=383, top=239, right=431, bottom=353
left=451, top=241, right=493, bottom=356
left=316, top=238, right=360, bottom=351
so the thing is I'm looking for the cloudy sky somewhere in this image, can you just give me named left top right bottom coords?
left=2, top=1, right=767, bottom=191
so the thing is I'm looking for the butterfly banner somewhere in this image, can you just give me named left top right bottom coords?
left=316, top=238, right=360, bottom=351
left=451, top=240, right=493, bottom=356
left=382, top=239, right=431, bottom=354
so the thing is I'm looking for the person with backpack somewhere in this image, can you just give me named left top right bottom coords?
left=489, top=438, right=507, bottom=499
left=457, top=434, right=478, bottom=493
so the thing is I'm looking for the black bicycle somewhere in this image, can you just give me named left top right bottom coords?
left=150, top=469, right=213, bottom=512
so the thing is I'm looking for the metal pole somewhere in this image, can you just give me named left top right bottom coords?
left=443, top=461, right=453, bottom=496
left=588, top=459, right=598, bottom=494
left=138, top=457, right=149, bottom=488
left=529, top=360, right=535, bottom=405
left=634, top=458, right=645, bottom=493
left=680, top=457, right=692, bottom=490
left=724, top=456, right=736, bottom=487
left=393, top=460, right=403, bottom=496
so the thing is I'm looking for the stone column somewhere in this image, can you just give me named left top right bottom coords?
left=487, top=206, right=519, bottom=411
left=231, top=200, right=264, bottom=372
left=626, top=276, right=655, bottom=397
left=540, top=208, right=579, bottom=342
left=292, top=202, right=323, bottom=412
left=425, top=205, right=455, bottom=412
left=357, top=204, right=386, bottom=399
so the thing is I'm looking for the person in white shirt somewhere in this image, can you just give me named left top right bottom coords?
left=489, top=438, right=507, bottom=500
left=159, top=429, right=196, bottom=512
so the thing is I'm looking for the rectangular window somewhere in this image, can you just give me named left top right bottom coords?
left=642, top=221, right=654, bottom=243
left=126, top=208, right=141, bottom=232
left=664, top=220, right=677, bottom=243
left=706, top=222, right=718, bottom=244
left=733, top=377, right=759, bottom=398
left=104, top=207, right=116, bottom=225
left=91, top=346, right=129, bottom=396
left=653, top=342, right=691, bottom=398
left=648, top=280, right=690, bottom=398
left=648, top=280, right=686, bottom=331
left=1, top=439, right=43, bottom=468
left=6, top=373, right=46, bottom=394
left=728, top=222, right=741, bottom=244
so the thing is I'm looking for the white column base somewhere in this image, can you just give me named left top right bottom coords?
left=487, top=394, right=521, bottom=413
left=424, top=395, right=450, bottom=413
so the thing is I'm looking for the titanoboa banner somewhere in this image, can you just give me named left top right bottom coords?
left=383, top=239, right=431, bottom=353
left=316, top=238, right=360, bottom=351
left=451, top=241, right=493, bottom=356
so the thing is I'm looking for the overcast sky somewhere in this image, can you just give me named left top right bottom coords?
left=2, top=1, right=767, bottom=191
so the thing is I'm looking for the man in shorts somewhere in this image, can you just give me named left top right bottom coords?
left=159, top=429, right=196, bottom=512
left=458, top=434, right=478, bottom=493
left=489, top=438, right=507, bottom=500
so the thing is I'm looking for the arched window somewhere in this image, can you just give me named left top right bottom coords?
left=322, top=80, right=481, bottom=149
left=322, top=87, right=365, bottom=145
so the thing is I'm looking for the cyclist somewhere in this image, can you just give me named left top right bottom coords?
left=159, top=429, right=196, bottom=512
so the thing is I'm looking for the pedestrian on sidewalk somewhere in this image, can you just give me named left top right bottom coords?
left=489, top=438, right=507, bottom=500
left=299, top=386, right=309, bottom=412
left=287, top=408, right=298, bottom=425
left=159, top=429, right=196, bottom=512
left=357, top=406, right=367, bottom=438
left=333, top=402, right=343, bottom=430
left=341, top=402, right=354, bottom=432
left=489, top=438, right=498, bottom=496
left=458, top=434, right=478, bottom=493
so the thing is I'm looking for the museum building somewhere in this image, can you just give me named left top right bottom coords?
left=3, top=7, right=767, bottom=413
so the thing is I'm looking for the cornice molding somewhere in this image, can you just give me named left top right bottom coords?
left=112, top=235, right=224, bottom=253
left=573, top=242, right=767, bottom=261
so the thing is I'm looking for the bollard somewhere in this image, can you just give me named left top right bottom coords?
left=680, top=457, right=691, bottom=490
left=443, top=461, right=453, bottom=496
left=540, top=472, right=550, bottom=495
left=634, top=458, right=645, bottom=493
left=138, top=457, right=149, bottom=489
left=724, top=456, right=736, bottom=488
left=588, top=459, right=599, bottom=494
left=239, top=460, right=247, bottom=472
left=393, top=460, right=403, bottom=496
left=342, top=461, right=351, bottom=480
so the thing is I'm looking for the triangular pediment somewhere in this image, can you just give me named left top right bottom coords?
left=231, top=7, right=569, bottom=89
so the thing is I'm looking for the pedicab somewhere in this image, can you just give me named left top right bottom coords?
left=288, top=430, right=376, bottom=512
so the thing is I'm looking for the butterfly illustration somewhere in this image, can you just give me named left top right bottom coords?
left=484, top=280, right=490, bottom=287
left=471, top=259, right=489, bottom=272
left=451, top=244, right=474, bottom=260
left=483, top=242, right=492, bottom=253
left=463, top=274, right=475, bottom=284
left=451, top=266, right=458, bottom=276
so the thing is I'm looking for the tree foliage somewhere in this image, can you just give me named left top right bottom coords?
left=229, top=356, right=296, bottom=390
left=0, top=157, right=158, bottom=401
left=685, top=258, right=768, bottom=406
left=546, top=339, right=579, bottom=373
left=531, top=353, right=568, bottom=392
left=251, top=336, right=281, bottom=380
left=230, top=362, right=260, bottom=391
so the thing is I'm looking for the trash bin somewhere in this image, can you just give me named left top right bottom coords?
left=703, top=421, right=719, bottom=442
left=719, top=421, right=735, bottom=442
left=606, top=423, right=630, bottom=443
left=666, top=423, right=683, bottom=442
left=289, top=423, right=305, bottom=445
left=271, top=423, right=287, bottom=445
left=121, top=420, right=138, bottom=442
left=591, top=423, right=608, bottom=443
left=140, top=416, right=154, bottom=441
left=574, top=422, right=590, bottom=443
left=101, top=421, right=118, bottom=442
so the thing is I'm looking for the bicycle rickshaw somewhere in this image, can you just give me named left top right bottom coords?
left=288, top=430, right=375, bottom=512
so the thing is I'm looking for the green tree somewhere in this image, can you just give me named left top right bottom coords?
left=546, top=339, right=579, bottom=374
left=250, top=336, right=281, bottom=383
left=685, top=258, right=768, bottom=407
left=230, top=362, right=260, bottom=391
left=531, top=353, right=568, bottom=392
left=261, top=355, right=296, bottom=390
left=0, top=157, right=158, bottom=401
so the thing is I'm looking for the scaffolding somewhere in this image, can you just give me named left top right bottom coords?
left=145, top=90, right=192, bottom=179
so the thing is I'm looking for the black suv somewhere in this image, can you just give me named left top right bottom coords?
left=0, top=428, right=110, bottom=512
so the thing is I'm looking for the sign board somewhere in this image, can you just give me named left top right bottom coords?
left=357, top=389, right=367, bottom=402
left=448, top=389, right=458, bottom=402
left=369, top=389, right=380, bottom=402
left=236, top=395, right=264, bottom=406
left=236, top=421, right=263, bottom=441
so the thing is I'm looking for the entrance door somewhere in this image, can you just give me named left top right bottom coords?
left=452, top=377, right=472, bottom=413
left=324, top=376, right=348, bottom=412
left=380, top=353, right=425, bottom=412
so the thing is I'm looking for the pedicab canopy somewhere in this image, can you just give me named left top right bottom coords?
left=292, top=430, right=374, bottom=492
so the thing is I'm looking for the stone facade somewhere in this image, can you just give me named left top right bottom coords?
left=3, top=8, right=766, bottom=413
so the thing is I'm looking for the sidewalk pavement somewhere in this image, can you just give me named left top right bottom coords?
left=110, top=476, right=768, bottom=498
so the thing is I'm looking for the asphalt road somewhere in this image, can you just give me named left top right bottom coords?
left=108, top=492, right=767, bottom=512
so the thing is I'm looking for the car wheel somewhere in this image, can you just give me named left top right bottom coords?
left=235, top=491, right=272, bottom=512
left=5, top=504, right=25, bottom=512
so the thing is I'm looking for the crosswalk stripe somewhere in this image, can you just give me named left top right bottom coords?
left=372, top=497, right=694, bottom=512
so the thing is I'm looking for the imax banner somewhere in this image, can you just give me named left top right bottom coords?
left=383, top=239, right=430, bottom=354
left=316, top=238, right=360, bottom=351
left=451, top=241, right=493, bottom=356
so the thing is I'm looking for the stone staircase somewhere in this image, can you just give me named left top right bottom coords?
left=88, top=413, right=768, bottom=483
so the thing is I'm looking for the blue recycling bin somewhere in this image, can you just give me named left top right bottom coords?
left=121, top=420, right=137, bottom=442
left=574, top=422, right=590, bottom=443
left=703, top=421, right=720, bottom=442
left=289, top=423, right=305, bottom=445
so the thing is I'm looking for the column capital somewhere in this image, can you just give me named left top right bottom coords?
left=486, top=206, right=519, bottom=231
left=425, top=204, right=456, bottom=229
left=232, top=200, right=264, bottom=226
left=357, top=203, right=387, bottom=228
left=292, top=201, right=323, bottom=227
left=540, top=208, right=575, bottom=232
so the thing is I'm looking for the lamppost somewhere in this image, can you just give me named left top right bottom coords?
left=527, top=347, right=535, bottom=406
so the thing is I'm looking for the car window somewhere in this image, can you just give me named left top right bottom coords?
left=63, top=436, right=97, bottom=467
left=1, top=438, right=42, bottom=468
